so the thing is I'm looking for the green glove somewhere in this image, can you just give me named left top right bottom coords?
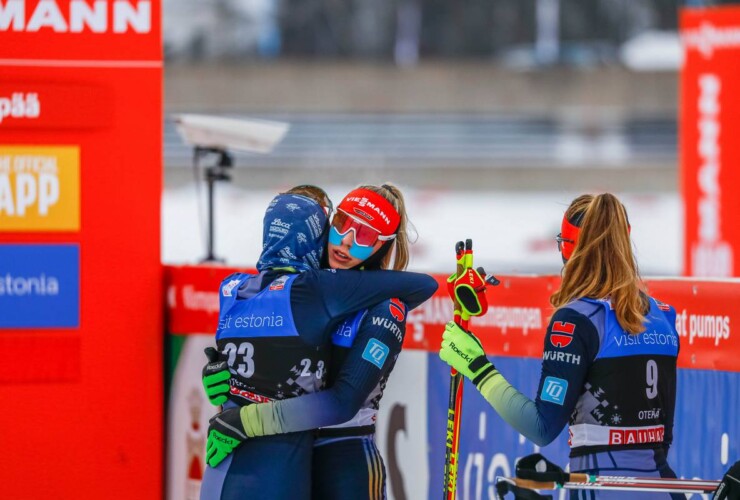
left=439, top=321, right=496, bottom=385
left=206, top=407, right=247, bottom=468
left=202, top=347, right=231, bottom=406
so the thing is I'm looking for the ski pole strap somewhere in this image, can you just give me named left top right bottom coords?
left=516, top=454, right=571, bottom=484
left=495, top=478, right=552, bottom=500
left=470, top=355, right=496, bottom=385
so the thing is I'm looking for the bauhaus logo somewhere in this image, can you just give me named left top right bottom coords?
left=0, top=0, right=151, bottom=34
left=0, top=145, right=79, bottom=231
left=0, top=244, right=80, bottom=328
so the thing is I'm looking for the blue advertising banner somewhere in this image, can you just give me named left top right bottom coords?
left=428, top=355, right=739, bottom=499
left=0, top=244, right=80, bottom=328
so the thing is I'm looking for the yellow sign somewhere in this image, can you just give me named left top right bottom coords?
left=0, top=145, right=80, bottom=231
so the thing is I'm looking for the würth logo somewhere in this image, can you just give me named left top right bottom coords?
left=550, top=321, right=575, bottom=348
left=389, top=298, right=405, bottom=321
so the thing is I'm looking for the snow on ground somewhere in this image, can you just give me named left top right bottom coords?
left=162, top=183, right=682, bottom=276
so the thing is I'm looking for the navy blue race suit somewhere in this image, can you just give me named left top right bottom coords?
left=472, top=295, right=681, bottom=500
left=200, top=192, right=437, bottom=500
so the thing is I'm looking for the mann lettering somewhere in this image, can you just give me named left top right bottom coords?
left=346, top=195, right=391, bottom=225
left=0, top=0, right=151, bottom=33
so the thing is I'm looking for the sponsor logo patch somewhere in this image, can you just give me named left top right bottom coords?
left=389, top=298, right=406, bottom=321
left=543, top=350, right=581, bottom=365
left=540, top=376, right=568, bottom=405
left=269, top=275, right=288, bottom=291
left=353, top=207, right=374, bottom=221
left=229, top=386, right=273, bottom=404
left=362, top=338, right=389, bottom=369
left=550, top=321, right=575, bottom=348
left=222, top=279, right=240, bottom=297
left=609, top=426, right=664, bottom=445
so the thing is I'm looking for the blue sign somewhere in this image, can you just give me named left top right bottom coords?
left=0, top=244, right=80, bottom=328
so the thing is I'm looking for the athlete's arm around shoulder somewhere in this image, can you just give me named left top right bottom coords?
left=304, top=268, right=437, bottom=316
left=236, top=299, right=408, bottom=436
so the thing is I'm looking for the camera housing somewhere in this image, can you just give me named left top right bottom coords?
left=173, top=113, right=289, bottom=154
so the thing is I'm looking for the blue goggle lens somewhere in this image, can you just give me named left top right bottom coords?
left=328, top=227, right=376, bottom=261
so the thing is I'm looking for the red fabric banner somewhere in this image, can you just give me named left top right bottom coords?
left=0, top=2, right=163, bottom=498
left=681, top=6, right=740, bottom=277
left=166, top=266, right=740, bottom=373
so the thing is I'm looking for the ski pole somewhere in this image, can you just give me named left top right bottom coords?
left=496, top=475, right=720, bottom=496
left=444, top=239, right=487, bottom=499
left=443, top=240, right=467, bottom=500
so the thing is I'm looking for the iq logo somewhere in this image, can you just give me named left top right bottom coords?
left=0, top=146, right=80, bottom=231
left=362, top=338, right=389, bottom=369
left=0, top=244, right=80, bottom=328
left=540, top=376, right=568, bottom=405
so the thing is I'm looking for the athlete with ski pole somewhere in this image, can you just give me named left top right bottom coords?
left=439, top=193, right=682, bottom=499
left=443, top=239, right=498, bottom=500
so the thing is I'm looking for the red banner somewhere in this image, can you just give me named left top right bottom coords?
left=166, top=265, right=248, bottom=335
left=0, top=1, right=162, bottom=498
left=166, top=266, right=740, bottom=373
left=681, top=6, right=740, bottom=277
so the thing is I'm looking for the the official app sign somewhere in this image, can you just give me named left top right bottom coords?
left=0, top=145, right=80, bottom=231
left=0, top=244, right=80, bottom=328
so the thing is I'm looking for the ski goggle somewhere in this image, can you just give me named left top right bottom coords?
left=328, top=209, right=396, bottom=259
left=557, top=211, right=631, bottom=262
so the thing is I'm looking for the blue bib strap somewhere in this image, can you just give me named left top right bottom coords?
left=579, top=297, right=679, bottom=359
left=217, top=273, right=300, bottom=340
left=331, top=309, right=368, bottom=348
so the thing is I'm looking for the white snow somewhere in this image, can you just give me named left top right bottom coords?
left=162, top=184, right=683, bottom=275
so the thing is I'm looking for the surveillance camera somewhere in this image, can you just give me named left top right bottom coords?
left=173, top=113, right=290, bottom=154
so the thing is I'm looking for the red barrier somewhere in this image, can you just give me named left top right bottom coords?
left=165, top=266, right=740, bottom=373
left=1, top=2, right=163, bottom=498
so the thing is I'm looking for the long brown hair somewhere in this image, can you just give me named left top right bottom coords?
left=550, top=193, right=648, bottom=334
left=358, top=183, right=410, bottom=271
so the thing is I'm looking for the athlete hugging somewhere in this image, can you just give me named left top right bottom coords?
left=199, top=184, right=438, bottom=500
